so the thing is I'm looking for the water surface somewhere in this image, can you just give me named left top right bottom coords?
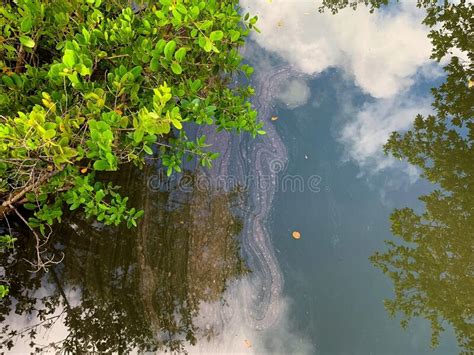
left=0, top=3, right=463, bottom=354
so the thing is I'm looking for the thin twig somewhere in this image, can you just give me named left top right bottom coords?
left=0, top=170, right=61, bottom=217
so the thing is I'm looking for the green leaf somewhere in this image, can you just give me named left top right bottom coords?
left=143, top=145, right=153, bottom=154
left=11, top=73, right=23, bottom=88
left=200, top=20, right=213, bottom=30
left=95, top=189, right=105, bottom=202
left=130, top=66, right=142, bottom=78
left=198, top=36, right=206, bottom=49
left=174, top=47, right=187, bottom=62
left=164, top=40, right=176, bottom=61
left=0, top=285, right=9, bottom=298
left=176, top=3, right=187, bottom=14
left=198, top=135, right=206, bottom=146
left=20, top=17, right=33, bottom=33
left=190, top=79, right=202, bottom=92
left=154, top=39, right=167, bottom=54
left=93, top=160, right=110, bottom=171
left=204, top=38, right=212, bottom=52
left=229, top=30, right=240, bottom=42
left=44, top=129, right=56, bottom=139
left=171, top=118, right=182, bottom=129
left=190, top=6, right=200, bottom=19
left=134, top=128, right=144, bottom=143
left=1, top=76, right=14, bottom=88
left=63, top=49, right=76, bottom=67
left=210, top=30, right=224, bottom=41
left=172, top=8, right=182, bottom=22
left=82, top=28, right=91, bottom=42
left=19, top=35, right=35, bottom=48
left=77, top=64, right=91, bottom=76
left=198, top=36, right=212, bottom=52
left=150, top=57, right=159, bottom=72
left=170, top=62, right=182, bottom=75
left=24, top=203, right=37, bottom=210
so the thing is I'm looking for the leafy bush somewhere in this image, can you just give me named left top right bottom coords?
left=0, top=0, right=261, bottom=274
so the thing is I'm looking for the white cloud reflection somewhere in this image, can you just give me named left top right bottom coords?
left=240, top=0, right=437, bottom=179
left=276, top=78, right=311, bottom=108
left=339, top=94, right=431, bottom=180
left=241, top=0, right=432, bottom=99
left=188, top=279, right=313, bottom=354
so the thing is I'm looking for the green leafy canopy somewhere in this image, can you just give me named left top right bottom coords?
left=0, top=0, right=261, bottom=278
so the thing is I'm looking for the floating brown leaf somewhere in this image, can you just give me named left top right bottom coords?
left=292, top=231, right=301, bottom=239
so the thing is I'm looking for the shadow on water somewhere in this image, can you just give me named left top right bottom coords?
left=0, top=164, right=249, bottom=353
left=0, top=60, right=301, bottom=354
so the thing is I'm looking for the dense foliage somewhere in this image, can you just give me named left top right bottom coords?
left=0, top=0, right=261, bottom=277
left=324, top=0, right=474, bottom=352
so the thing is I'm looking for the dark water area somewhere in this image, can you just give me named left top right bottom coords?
left=0, top=59, right=295, bottom=353
left=0, top=164, right=249, bottom=353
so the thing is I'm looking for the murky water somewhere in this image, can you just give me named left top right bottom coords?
left=0, top=4, right=465, bottom=354
left=0, top=54, right=300, bottom=354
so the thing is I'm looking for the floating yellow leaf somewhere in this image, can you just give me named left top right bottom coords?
left=271, top=116, right=278, bottom=121
left=292, top=231, right=301, bottom=240
left=80, top=167, right=88, bottom=174
left=468, top=80, right=474, bottom=89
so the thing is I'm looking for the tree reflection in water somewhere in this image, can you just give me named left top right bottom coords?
left=0, top=164, right=248, bottom=353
